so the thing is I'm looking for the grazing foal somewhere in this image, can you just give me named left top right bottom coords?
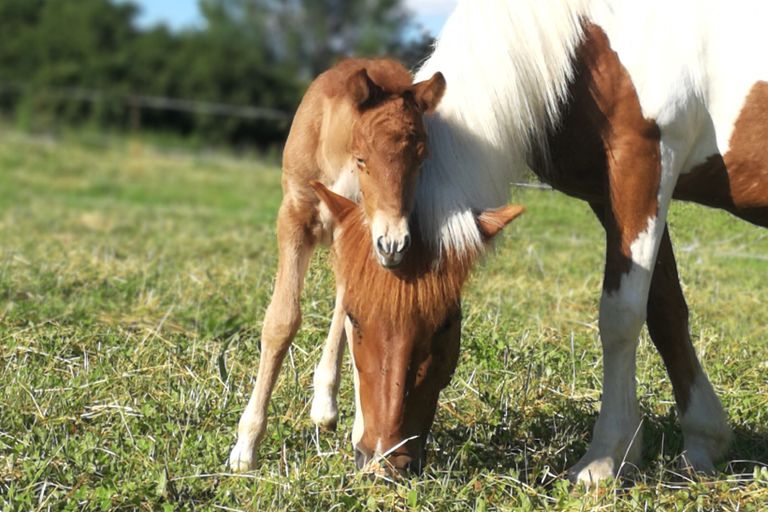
left=312, top=182, right=524, bottom=474
left=229, top=59, right=445, bottom=472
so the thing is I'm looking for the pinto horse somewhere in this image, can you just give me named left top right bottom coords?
left=311, top=181, right=523, bottom=474
left=228, top=58, right=446, bottom=471
left=311, top=0, right=768, bottom=484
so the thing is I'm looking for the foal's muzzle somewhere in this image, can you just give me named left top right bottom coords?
left=375, top=233, right=411, bottom=268
left=354, top=446, right=425, bottom=476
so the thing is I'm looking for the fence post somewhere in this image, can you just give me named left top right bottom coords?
left=129, top=95, right=142, bottom=157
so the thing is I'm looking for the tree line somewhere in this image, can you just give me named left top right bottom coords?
left=0, top=0, right=433, bottom=145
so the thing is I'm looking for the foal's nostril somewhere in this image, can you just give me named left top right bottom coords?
left=376, top=236, right=388, bottom=255
left=404, top=457, right=424, bottom=475
left=355, top=448, right=369, bottom=470
left=398, top=234, right=411, bottom=254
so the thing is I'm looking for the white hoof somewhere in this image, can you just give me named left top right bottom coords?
left=679, top=372, right=731, bottom=471
left=569, top=456, right=618, bottom=486
left=569, top=435, right=642, bottom=486
left=229, top=439, right=257, bottom=472
left=310, top=394, right=339, bottom=431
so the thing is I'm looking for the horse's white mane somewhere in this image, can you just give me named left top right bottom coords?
left=413, top=0, right=592, bottom=255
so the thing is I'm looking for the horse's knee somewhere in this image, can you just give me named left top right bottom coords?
left=598, top=286, right=646, bottom=351
left=261, top=304, right=301, bottom=350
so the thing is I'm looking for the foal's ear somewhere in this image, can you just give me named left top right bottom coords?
left=310, top=181, right=357, bottom=223
left=348, top=68, right=381, bottom=108
left=409, top=72, right=446, bottom=114
left=475, top=204, right=525, bottom=239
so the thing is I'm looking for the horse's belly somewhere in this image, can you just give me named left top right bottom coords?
left=674, top=82, right=768, bottom=226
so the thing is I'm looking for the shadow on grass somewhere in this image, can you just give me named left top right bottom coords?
left=426, top=398, right=768, bottom=485
left=726, top=425, right=768, bottom=472
left=426, top=396, right=597, bottom=484
left=643, top=408, right=768, bottom=473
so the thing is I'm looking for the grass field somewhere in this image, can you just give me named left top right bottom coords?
left=1, top=128, right=767, bottom=510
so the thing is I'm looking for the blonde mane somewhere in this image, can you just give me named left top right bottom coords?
left=413, top=0, right=590, bottom=256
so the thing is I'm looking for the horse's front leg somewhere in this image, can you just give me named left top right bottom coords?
left=310, top=284, right=347, bottom=430
left=229, top=200, right=316, bottom=472
left=570, top=138, right=680, bottom=485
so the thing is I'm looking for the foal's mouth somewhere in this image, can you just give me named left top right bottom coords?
left=355, top=448, right=425, bottom=477
left=376, top=253, right=406, bottom=268
left=374, top=235, right=410, bottom=268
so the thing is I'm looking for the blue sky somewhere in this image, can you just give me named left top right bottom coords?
left=130, top=0, right=458, bottom=36
left=131, top=1, right=202, bottom=30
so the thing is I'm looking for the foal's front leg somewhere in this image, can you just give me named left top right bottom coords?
left=310, top=285, right=347, bottom=430
left=229, top=201, right=315, bottom=472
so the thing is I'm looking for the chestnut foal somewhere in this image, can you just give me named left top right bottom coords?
left=312, top=182, right=524, bottom=474
left=229, top=59, right=445, bottom=472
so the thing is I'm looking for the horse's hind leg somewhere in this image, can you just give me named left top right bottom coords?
left=229, top=200, right=315, bottom=472
left=310, top=284, right=347, bottom=430
left=647, top=225, right=730, bottom=472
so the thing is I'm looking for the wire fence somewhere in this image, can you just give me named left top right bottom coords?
left=0, top=85, right=557, bottom=190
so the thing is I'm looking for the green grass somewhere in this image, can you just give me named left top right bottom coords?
left=1, top=128, right=767, bottom=510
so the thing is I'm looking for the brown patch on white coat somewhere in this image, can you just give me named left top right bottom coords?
left=535, top=24, right=665, bottom=481
left=535, top=24, right=768, bottom=482
left=228, top=58, right=446, bottom=472
left=676, top=81, right=768, bottom=226
left=312, top=181, right=523, bottom=475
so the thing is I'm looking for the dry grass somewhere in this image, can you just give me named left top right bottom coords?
left=1, top=128, right=767, bottom=510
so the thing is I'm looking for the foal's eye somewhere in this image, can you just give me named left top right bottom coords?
left=355, top=157, right=366, bottom=168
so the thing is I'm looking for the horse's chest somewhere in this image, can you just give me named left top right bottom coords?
left=316, top=169, right=361, bottom=245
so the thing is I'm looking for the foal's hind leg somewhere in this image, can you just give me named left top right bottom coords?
left=229, top=201, right=315, bottom=472
left=310, top=284, right=347, bottom=430
left=647, top=225, right=730, bottom=472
